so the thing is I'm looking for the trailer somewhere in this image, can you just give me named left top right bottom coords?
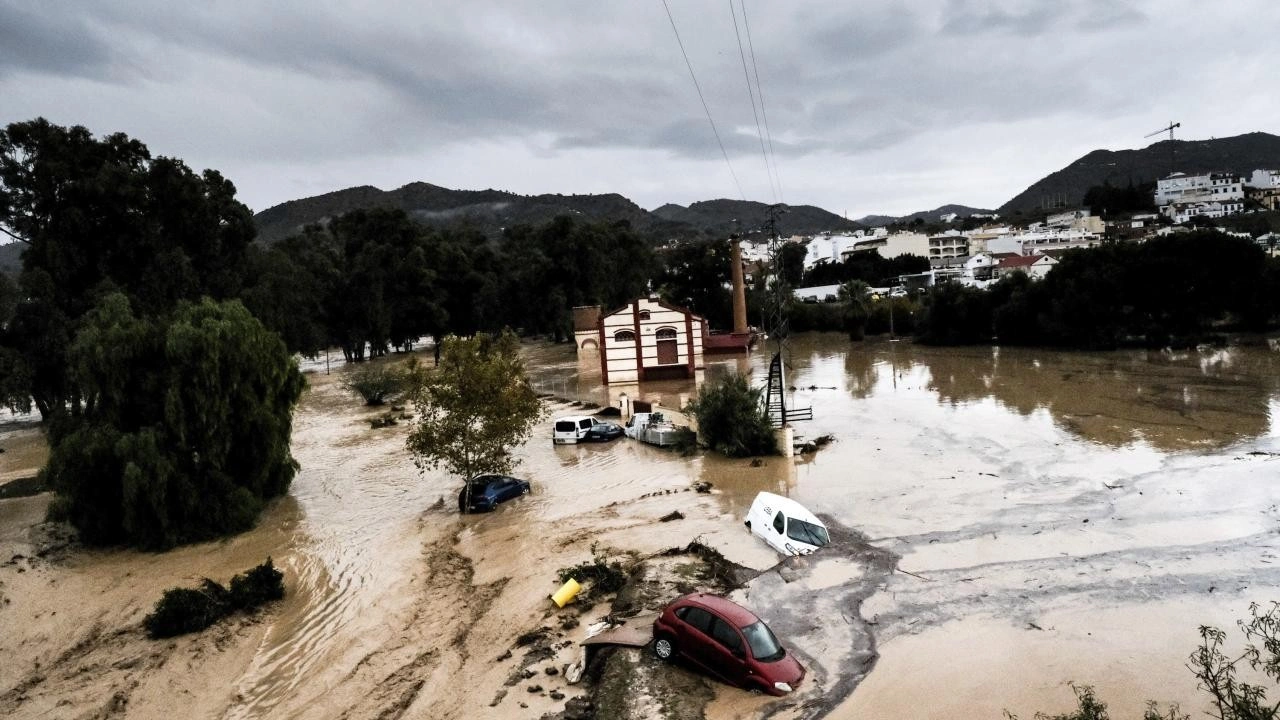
left=623, top=412, right=683, bottom=447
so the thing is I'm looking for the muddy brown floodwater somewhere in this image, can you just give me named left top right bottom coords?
left=1, top=335, right=1279, bottom=719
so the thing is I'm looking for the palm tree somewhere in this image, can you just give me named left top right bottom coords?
left=839, top=280, right=872, bottom=341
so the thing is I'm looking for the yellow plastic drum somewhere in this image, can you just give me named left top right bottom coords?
left=551, top=578, right=581, bottom=608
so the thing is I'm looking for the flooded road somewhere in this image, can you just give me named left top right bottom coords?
left=3, top=334, right=1279, bottom=718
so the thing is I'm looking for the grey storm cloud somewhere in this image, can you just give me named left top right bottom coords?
left=0, top=2, right=120, bottom=80
left=0, top=0, right=1275, bottom=214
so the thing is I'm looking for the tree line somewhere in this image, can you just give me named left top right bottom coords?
left=914, top=231, right=1280, bottom=348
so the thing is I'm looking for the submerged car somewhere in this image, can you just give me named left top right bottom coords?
left=584, top=420, right=623, bottom=442
left=652, top=592, right=805, bottom=696
left=457, top=474, right=530, bottom=513
left=744, top=492, right=830, bottom=557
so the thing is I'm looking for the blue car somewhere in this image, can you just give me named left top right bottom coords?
left=457, top=474, right=531, bottom=513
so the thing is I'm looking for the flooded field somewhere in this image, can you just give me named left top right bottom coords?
left=1, top=334, right=1278, bottom=719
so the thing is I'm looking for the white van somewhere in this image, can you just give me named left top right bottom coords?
left=744, top=492, right=830, bottom=556
left=553, top=415, right=596, bottom=445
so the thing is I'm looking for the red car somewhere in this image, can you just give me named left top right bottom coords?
left=652, top=592, right=805, bottom=696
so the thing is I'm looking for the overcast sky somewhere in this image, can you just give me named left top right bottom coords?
left=2, top=0, right=1277, bottom=218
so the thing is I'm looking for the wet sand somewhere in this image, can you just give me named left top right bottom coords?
left=2, top=336, right=1280, bottom=718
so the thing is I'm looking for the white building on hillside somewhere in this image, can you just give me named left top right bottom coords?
left=879, top=231, right=929, bottom=259
left=927, top=230, right=968, bottom=259
left=1155, top=172, right=1244, bottom=206
left=1162, top=200, right=1246, bottom=224
left=1246, top=169, right=1280, bottom=189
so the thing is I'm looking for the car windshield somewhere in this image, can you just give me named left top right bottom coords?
left=554, top=421, right=576, bottom=432
left=786, top=518, right=829, bottom=547
left=741, top=621, right=784, bottom=662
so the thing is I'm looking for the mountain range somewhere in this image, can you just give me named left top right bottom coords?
left=252, top=183, right=859, bottom=244
left=252, top=132, right=1279, bottom=242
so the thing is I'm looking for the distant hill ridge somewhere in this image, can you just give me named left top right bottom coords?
left=999, top=131, right=1280, bottom=214
left=855, top=204, right=995, bottom=227
left=252, top=183, right=860, bottom=244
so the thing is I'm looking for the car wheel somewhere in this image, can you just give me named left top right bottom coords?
left=653, top=635, right=676, bottom=661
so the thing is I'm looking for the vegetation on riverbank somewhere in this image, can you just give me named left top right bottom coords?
left=917, top=231, right=1280, bottom=349
left=1012, top=602, right=1280, bottom=720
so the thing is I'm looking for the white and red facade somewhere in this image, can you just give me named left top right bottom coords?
left=574, top=298, right=706, bottom=384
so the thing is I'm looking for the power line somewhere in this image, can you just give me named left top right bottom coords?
left=739, top=0, right=782, bottom=202
left=729, top=0, right=777, bottom=203
left=660, top=0, right=746, bottom=201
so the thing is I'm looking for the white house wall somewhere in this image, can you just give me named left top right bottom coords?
left=598, top=299, right=705, bottom=385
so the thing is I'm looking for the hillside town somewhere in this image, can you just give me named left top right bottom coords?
left=778, top=168, right=1280, bottom=301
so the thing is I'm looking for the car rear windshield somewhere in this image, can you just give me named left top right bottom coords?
left=786, top=518, right=829, bottom=547
left=741, top=621, right=784, bottom=662
left=554, top=421, right=577, bottom=432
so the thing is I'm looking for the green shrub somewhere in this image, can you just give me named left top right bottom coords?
left=685, top=373, right=778, bottom=458
left=228, top=558, right=285, bottom=610
left=340, top=360, right=415, bottom=406
left=144, top=580, right=232, bottom=639
left=143, top=559, right=285, bottom=639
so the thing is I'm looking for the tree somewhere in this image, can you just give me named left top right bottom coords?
left=43, top=295, right=305, bottom=549
left=406, top=331, right=543, bottom=504
left=0, top=118, right=255, bottom=423
left=777, top=241, right=808, bottom=287
left=839, top=280, right=872, bottom=340
left=341, top=359, right=416, bottom=406
left=657, top=238, right=735, bottom=330
left=685, top=372, right=778, bottom=457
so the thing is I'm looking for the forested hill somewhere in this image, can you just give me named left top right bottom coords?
left=855, top=204, right=994, bottom=226
left=999, top=131, right=1280, bottom=215
left=253, top=183, right=651, bottom=244
left=650, top=199, right=861, bottom=237
left=252, top=183, right=861, bottom=244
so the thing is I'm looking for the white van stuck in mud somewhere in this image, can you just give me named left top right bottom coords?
left=744, top=492, right=830, bottom=556
left=553, top=416, right=595, bottom=444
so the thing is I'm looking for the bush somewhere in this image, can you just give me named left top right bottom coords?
left=143, top=559, right=286, bottom=639
left=144, top=580, right=232, bottom=639
left=340, top=359, right=416, bottom=406
left=228, top=558, right=286, bottom=610
left=685, top=372, right=778, bottom=458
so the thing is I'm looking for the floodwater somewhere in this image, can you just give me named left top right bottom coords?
left=530, top=335, right=1280, bottom=717
left=3, top=335, right=1280, bottom=719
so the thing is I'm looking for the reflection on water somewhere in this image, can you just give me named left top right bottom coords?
left=528, top=334, right=1280, bottom=452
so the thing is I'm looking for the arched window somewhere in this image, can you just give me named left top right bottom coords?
left=655, top=327, right=678, bottom=340
left=613, top=330, right=636, bottom=343
left=638, top=310, right=651, bottom=320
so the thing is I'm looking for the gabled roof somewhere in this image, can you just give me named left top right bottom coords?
left=601, top=297, right=707, bottom=323
left=997, top=254, right=1053, bottom=269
